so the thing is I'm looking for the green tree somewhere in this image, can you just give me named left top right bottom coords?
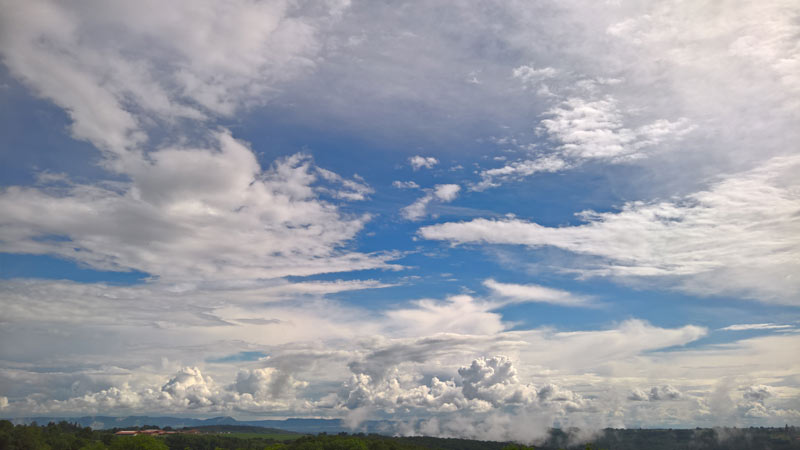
left=109, top=435, right=167, bottom=450
left=12, top=425, right=51, bottom=450
left=501, top=445, right=535, bottom=450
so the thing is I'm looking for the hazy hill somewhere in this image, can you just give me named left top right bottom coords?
left=6, top=415, right=356, bottom=433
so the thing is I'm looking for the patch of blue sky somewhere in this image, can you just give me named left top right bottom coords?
left=206, top=351, right=268, bottom=363
left=0, top=74, right=109, bottom=186
left=0, top=253, right=149, bottom=285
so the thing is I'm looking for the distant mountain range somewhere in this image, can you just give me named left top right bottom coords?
left=3, top=415, right=371, bottom=433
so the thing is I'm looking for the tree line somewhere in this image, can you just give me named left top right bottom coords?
left=2, top=420, right=798, bottom=450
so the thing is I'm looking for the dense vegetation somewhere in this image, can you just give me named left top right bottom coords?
left=1, top=420, right=798, bottom=450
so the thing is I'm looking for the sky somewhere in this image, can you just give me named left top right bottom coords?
left=0, top=0, right=799, bottom=441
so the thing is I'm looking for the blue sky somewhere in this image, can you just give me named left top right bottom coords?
left=0, top=0, right=799, bottom=441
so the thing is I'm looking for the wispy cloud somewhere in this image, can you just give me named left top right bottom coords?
left=392, top=180, right=420, bottom=189
left=401, top=184, right=461, bottom=221
left=423, top=156, right=800, bottom=303
left=720, top=323, right=793, bottom=331
left=483, top=279, right=596, bottom=307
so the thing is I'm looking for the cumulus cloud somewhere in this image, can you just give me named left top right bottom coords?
left=0, top=136, right=398, bottom=282
left=647, top=385, right=682, bottom=401
left=5, top=365, right=310, bottom=415
left=735, top=385, right=797, bottom=419
left=5, top=308, right=796, bottom=433
left=433, top=184, right=461, bottom=202
left=422, top=156, right=800, bottom=302
left=0, top=0, right=392, bottom=284
left=392, top=180, right=420, bottom=189
left=628, top=388, right=649, bottom=402
left=161, top=367, right=217, bottom=408
left=401, top=184, right=461, bottom=221
left=742, top=385, right=772, bottom=403
left=409, top=156, right=439, bottom=170
left=0, top=0, right=346, bottom=156
left=232, top=367, right=307, bottom=401
left=339, top=355, right=586, bottom=422
left=0, top=0, right=399, bottom=287
left=539, top=97, right=692, bottom=161
left=483, top=279, right=595, bottom=307
left=458, top=356, right=538, bottom=407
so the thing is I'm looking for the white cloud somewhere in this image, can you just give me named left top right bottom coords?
left=0, top=134, right=398, bottom=282
left=5, top=298, right=798, bottom=433
left=161, top=366, right=217, bottom=408
left=401, top=184, right=461, bottom=221
left=512, top=64, right=558, bottom=87
left=7, top=365, right=311, bottom=415
left=628, top=388, right=649, bottom=401
left=0, top=0, right=343, bottom=156
left=483, top=279, right=594, bottom=307
left=339, top=355, right=586, bottom=424
left=409, top=156, right=439, bottom=170
left=467, top=0, right=798, bottom=191
left=647, top=385, right=682, bottom=401
left=519, top=319, right=708, bottom=373
left=0, top=278, right=393, bottom=328
left=735, top=385, right=800, bottom=420
left=316, top=168, right=374, bottom=201
left=743, top=385, right=772, bottom=402
left=458, top=356, right=540, bottom=408
left=422, top=156, right=800, bottom=303
left=0, top=1, right=391, bottom=285
left=720, top=323, right=794, bottom=331
left=473, top=156, right=569, bottom=191
left=539, top=96, right=693, bottom=161
left=393, top=180, right=420, bottom=189
left=232, top=367, right=307, bottom=401
left=433, top=184, right=460, bottom=202
left=385, top=295, right=507, bottom=336
left=474, top=95, right=693, bottom=190
left=402, top=198, right=433, bottom=221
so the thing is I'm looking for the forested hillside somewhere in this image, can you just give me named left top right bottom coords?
left=1, top=420, right=798, bottom=450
